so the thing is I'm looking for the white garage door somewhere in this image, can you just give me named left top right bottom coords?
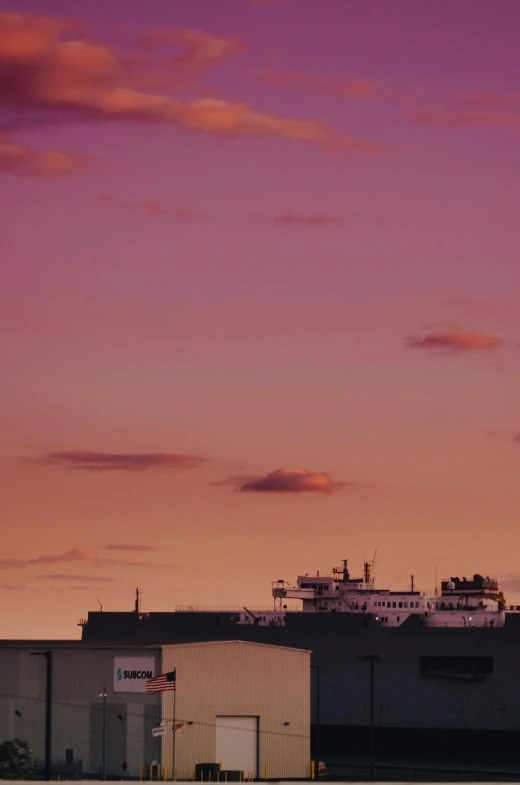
left=215, top=716, right=257, bottom=774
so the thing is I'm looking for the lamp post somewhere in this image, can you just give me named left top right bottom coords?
left=357, top=655, right=385, bottom=781
left=310, top=663, right=320, bottom=777
left=31, top=651, right=52, bottom=780
left=99, top=688, right=108, bottom=780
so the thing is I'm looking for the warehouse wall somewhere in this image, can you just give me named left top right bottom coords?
left=0, top=645, right=161, bottom=778
left=160, top=641, right=310, bottom=781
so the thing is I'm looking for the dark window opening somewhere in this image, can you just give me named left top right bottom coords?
left=420, top=656, right=493, bottom=678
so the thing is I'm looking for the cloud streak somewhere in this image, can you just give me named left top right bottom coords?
left=0, top=134, right=86, bottom=177
left=0, top=547, right=157, bottom=570
left=36, top=450, right=207, bottom=471
left=0, top=12, right=385, bottom=155
left=237, top=467, right=347, bottom=494
left=98, top=193, right=213, bottom=220
left=105, top=544, right=158, bottom=552
left=37, top=574, right=118, bottom=582
left=411, top=108, right=520, bottom=129
left=273, top=211, right=348, bottom=226
left=260, top=66, right=383, bottom=100
left=405, top=324, right=506, bottom=354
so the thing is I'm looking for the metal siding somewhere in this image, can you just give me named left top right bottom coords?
left=0, top=646, right=161, bottom=778
left=160, top=641, right=310, bottom=780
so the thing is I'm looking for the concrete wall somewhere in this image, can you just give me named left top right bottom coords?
left=160, top=641, right=310, bottom=781
left=0, top=644, right=161, bottom=778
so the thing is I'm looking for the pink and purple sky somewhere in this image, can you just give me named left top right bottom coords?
left=2, top=0, right=520, bottom=638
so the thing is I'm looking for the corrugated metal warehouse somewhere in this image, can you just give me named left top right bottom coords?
left=160, top=641, right=310, bottom=781
left=0, top=640, right=310, bottom=780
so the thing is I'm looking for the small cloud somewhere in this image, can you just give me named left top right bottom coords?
left=273, top=211, right=347, bottom=226
left=238, top=467, right=348, bottom=495
left=0, top=547, right=158, bottom=571
left=37, top=574, right=117, bottom=582
left=211, top=474, right=260, bottom=487
left=405, top=324, right=506, bottom=354
left=105, top=544, right=158, bottom=552
left=98, top=194, right=213, bottom=220
left=35, top=450, right=207, bottom=472
left=0, top=134, right=86, bottom=178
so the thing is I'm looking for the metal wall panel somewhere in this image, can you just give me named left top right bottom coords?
left=160, top=641, right=310, bottom=780
left=0, top=644, right=161, bottom=778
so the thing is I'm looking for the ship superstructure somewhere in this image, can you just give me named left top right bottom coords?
left=235, top=558, right=509, bottom=628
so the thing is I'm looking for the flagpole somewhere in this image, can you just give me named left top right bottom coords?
left=172, top=681, right=176, bottom=781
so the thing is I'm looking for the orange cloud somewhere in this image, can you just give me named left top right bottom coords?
left=37, top=450, right=207, bottom=471
left=273, top=211, right=347, bottom=226
left=411, top=108, right=520, bottom=128
left=405, top=325, right=505, bottom=354
left=98, top=193, right=213, bottom=220
left=0, top=12, right=384, bottom=154
left=0, top=134, right=86, bottom=177
left=239, top=467, right=347, bottom=494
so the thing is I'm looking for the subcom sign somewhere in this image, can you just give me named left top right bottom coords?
left=114, top=657, right=156, bottom=693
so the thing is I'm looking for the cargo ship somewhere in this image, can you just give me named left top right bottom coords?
left=80, top=557, right=520, bottom=767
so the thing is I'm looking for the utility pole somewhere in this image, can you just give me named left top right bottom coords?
left=357, top=654, right=386, bottom=781
left=99, top=687, right=108, bottom=780
left=31, top=651, right=53, bottom=780
left=310, top=663, right=320, bottom=777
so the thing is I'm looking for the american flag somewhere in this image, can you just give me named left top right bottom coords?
left=146, top=670, right=176, bottom=692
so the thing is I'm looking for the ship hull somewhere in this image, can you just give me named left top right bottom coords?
left=82, top=610, right=520, bottom=765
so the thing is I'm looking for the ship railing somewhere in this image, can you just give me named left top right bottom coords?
left=174, top=605, right=301, bottom=612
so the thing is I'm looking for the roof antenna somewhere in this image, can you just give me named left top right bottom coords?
left=96, top=599, right=103, bottom=612
left=134, top=587, right=141, bottom=613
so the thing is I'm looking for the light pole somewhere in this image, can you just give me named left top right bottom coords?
left=99, top=687, right=108, bottom=780
left=310, top=663, right=320, bottom=777
left=31, top=651, right=52, bottom=781
left=357, top=655, right=385, bottom=781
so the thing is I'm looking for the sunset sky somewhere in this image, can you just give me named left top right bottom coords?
left=2, top=0, right=520, bottom=639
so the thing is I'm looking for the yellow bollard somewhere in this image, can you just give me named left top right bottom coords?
left=163, top=765, right=167, bottom=781
left=140, top=764, right=143, bottom=782
left=263, top=761, right=267, bottom=781
left=311, top=760, right=315, bottom=780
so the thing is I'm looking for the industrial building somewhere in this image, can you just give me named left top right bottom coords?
left=0, top=640, right=310, bottom=780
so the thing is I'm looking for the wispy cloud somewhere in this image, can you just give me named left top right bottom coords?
left=249, top=0, right=302, bottom=8
left=405, top=324, right=506, bottom=354
left=97, top=193, right=214, bottom=220
left=260, top=66, right=383, bottom=100
left=273, top=211, right=348, bottom=226
left=105, top=544, right=158, bottom=552
left=233, top=467, right=348, bottom=494
left=0, top=547, right=157, bottom=570
left=0, top=12, right=385, bottom=155
left=411, top=108, right=520, bottom=129
left=37, top=574, right=118, bottom=582
left=0, top=134, right=86, bottom=178
left=456, top=91, right=520, bottom=110
left=35, top=450, right=207, bottom=472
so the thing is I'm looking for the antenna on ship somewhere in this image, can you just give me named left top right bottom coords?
left=134, top=587, right=141, bottom=614
left=96, top=599, right=103, bottom=612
